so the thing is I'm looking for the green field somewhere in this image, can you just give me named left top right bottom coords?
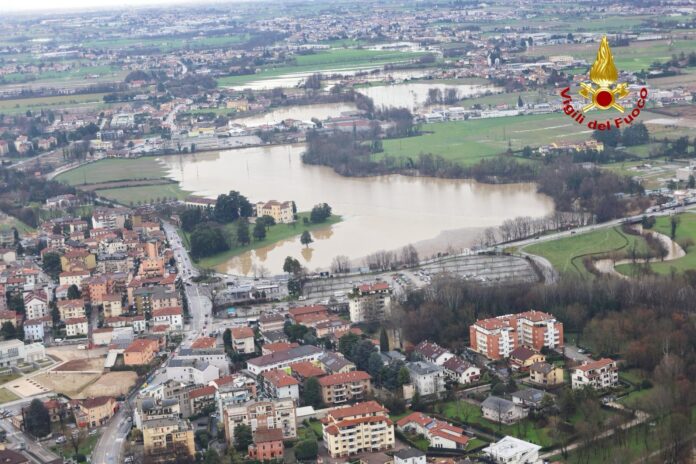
left=442, top=400, right=555, bottom=447
left=0, top=93, right=108, bottom=114
left=525, top=226, right=649, bottom=278
left=55, top=158, right=170, bottom=185
left=217, top=48, right=425, bottom=86
left=379, top=113, right=588, bottom=165
left=616, top=213, right=696, bottom=276
left=193, top=213, right=343, bottom=269
left=82, top=33, right=251, bottom=52
left=0, top=388, right=18, bottom=404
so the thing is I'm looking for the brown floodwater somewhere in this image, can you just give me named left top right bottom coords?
left=160, top=145, right=554, bottom=276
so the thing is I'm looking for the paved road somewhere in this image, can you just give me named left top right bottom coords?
left=93, top=408, right=132, bottom=464
left=0, top=414, right=60, bottom=464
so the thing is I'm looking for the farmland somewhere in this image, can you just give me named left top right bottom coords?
left=379, top=113, right=588, bottom=165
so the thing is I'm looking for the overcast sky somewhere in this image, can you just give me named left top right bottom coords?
left=2, top=0, right=234, bottom=13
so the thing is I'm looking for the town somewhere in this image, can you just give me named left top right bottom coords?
left=0, top=0, right=696, bottom=463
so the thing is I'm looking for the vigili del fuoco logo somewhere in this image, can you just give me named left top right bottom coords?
left=559, top=36, right=648, bottom=131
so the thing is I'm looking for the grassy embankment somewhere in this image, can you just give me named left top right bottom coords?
left=524, top=226, right=650, bottom=279
left=616, top=212, right=696, bottom=276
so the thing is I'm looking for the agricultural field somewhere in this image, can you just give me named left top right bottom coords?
left=524, top=38, right=696, bottom=72
left=217, top=48, right=425, bottom=86
left=96, top=183, right=190, bottom=206
left=0, top=93, right=108, bottom=114
left=82, top=33, right=251, bottom=52
left=616, top=213, right=696, bottom=276
left=379, top=113, right=588, bottom=165
left=524, top=226, right=649, bottom=278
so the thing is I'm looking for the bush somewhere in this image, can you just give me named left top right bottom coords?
left=640, top=379, right=653, bottom=390
left=75, top=454, right=86, bottom=463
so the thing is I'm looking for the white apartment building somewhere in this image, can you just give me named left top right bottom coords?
left=406, top=361, right=446, bottom=397
left=223, top=399, right=297, bottom=444
left=348, top=282, right=391, bottom=323
left=571, top=358, right=619, bottom=390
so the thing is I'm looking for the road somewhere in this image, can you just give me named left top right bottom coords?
left=92, top=408, right=132, bottom=464
left=0, top=407, right=60, bottom=464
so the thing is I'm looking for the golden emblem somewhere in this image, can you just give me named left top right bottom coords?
left=579, top=36, right=630, bottom=112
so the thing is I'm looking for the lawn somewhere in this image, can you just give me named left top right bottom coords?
left=0, top=373, right=21, bottom=385
left=616, top=212, right=696, bottom=276
left=217, top=48, right=425, bottom=86
left=95, top=183, right=190, bottom=206
left=524, top=226, right=648, bottom=278
left=193, top=213, right=343, bottom=270
left=379, top=113, right=589, bottom=165
left=53, top=432, right=100, bottom=459
left=441, top=400, right=555, bottom=448
left=55, top=158, right=169, bottom=185
left=0, top=388, right=19, bottom=404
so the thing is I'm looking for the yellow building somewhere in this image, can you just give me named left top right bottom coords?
left=226, top=99, right=249, bottom=111
left=255, top=200, right=294, bottom=224
left=60, top=250, right=96, bottom=272
left=322, top=401, right=394, bottom=458
left=142, top=418, right=195, bottom=459
left=57, top=299, right=86, bottom=320
left=74, top=397, right=116, bottom=428
left=529, top=362, right=564, bottom=386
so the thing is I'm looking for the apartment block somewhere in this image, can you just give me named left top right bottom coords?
left=223, top=399, right=297, bottom=445
left=319, top=371, right=372, bottom=405
left=571, top=358, right=618, bottom=390
left=469, top=310, right=563, bottom=360
left=322, top=401, right=395, bottom=458
left=348, top=282, right=391, bottom=323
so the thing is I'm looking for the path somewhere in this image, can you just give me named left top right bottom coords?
left=594, top=226, right=685, bottom=279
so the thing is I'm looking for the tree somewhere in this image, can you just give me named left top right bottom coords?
left=411, top=390, right=423, bottom=411
left=252, top=221, right=266, bottom=241
left=338, top=332, right=360, bottom=358
left=300, top=230, right=313, bottom=248
left=294, top=439, right=318, bottom=460
left=25, top=399, right=51, bottom=438
left=379, top=327, right=389, bottom=352
left=517, top=95, right=524, bottom=108
left=42, top=252, right=62, bottom=279
left=190, top=224, right=230, bottom=259
left=223, top=328, right=232, bottom=351
left=310, top=203, right=332, bottom=223
left=367, top=352, right=384, bottom=381
left=350, top=339, right=376, bottom=371
left=0, top=322, right=16, bottom=340
left=233, top=424, right=253, bottom=451
left=671, top=215, right=681, bottom=240
left=689, top=175, right=695, bottom=189
left=303, top=377, right=323, bottom=408
left=180, top=208, right=203, bottom=233
left=331, top=255, right=350, bottom=273
left=67, top=284, right=81, bottom=300
left=236, top=220, right=250, bottom=246
left=283, top=256, right=302, bottom=275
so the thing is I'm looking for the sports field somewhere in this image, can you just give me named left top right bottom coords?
left=525, top=226, right=649, bottom=278
left=379, top=113, right=589, bottom=165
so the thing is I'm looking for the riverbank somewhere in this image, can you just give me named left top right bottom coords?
left=186, top=213, right=343, bottom=270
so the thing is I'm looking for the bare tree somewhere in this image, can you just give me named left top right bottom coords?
left=331, top=255, right=351, bottom=274
left=400, top=245, right=419, bottom=267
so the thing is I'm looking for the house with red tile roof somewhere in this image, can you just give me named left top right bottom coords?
left=261, top=369, right=300, bottom=401
left=322, top=401, right=394, bottom=458
left=396, top=412, right=469, bottom=450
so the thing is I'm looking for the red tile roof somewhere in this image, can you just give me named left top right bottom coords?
left=262, top=369, right=300, bottom=388
left=328, top=401, right=386, bottom=420
left=152, top=306, right=182, bottom=318
left=231, top=327, right=254, bottom=339
left=189, top=385, right=216, bottom=399
left=318, top=370, right=371, bottom=386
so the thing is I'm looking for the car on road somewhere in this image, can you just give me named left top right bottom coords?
left=55, top=436, right=66, bottom=444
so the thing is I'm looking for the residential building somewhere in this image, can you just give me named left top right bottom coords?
left=483, top=436, right=542, bottom=464
left=262, top=342, right=298, bottom=356
left=258, top=314, right=285, bottom=333
left=414, top=341, right=454, bottom=366
left=142, top=418, right=195, bottom=459
left=0, top=311, right=17, bottom=328
left=223, top=399, right=297, bottom=444
left=288, top=305, right=327, bottom=324
left=255, top=200, right=294, bottom=224
left=290, top=361, right=326, bottom=381
left=65, top=317, right=89, bottom=337
left=124, top=338, right=159, bottom=366
left=134, top=397, right=181, bottom=430
left=470, top=310, right=563, bottom=360
left=511, top=388, right=547, bottom=409
left=529, top=362, right=564, bottom=386
left=248, top=427, right=284, bottom=461
left=322, top=401, right=395, bottom=458
left=178, top=348, right=229, bottom=375
left=406, top=361, right=446, bottom=397
left=152, top=307, right=183, bottom=330
left=348, top=282, right=391, bottom=323
left=188, top=386, right=216, bottom=417
left=23, top=292, right=48, bottom=320
left=102, top=294, right=123, bottom=318
left=167, top=359, right=219, bottom=385
left=23, top=318, right=46, bottom=341
left=246, top=345, right=322, bottom=375
left=73, top=396, right=116, bottom=428
left=59, top=270, right=90, bottom=287
left=394, top=448, right=426, bottom=464
left=396, top=412, right=469, bottom=450
left=58, top=299, right=85, bottom=320
left=442, top=357, right=481, bottom=385
left=319, top=351, right=355, bottom=374
left=509, top=346, right=545, bottom=371
left=571, top=358, right=619, bottom=390
left=261, top=369, right=300, bottom=401
left=481, top=396, right=528, bottom=424
left=318, top=371, right=372, bottom=405
left=230, top=327, right=255, bottom=354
